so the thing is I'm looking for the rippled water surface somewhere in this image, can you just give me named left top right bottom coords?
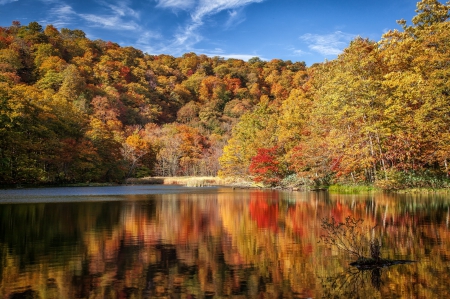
left=0, top=186, right=449, bottom=298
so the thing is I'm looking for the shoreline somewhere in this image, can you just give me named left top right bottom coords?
left=3, top=176, right=450, bottom=194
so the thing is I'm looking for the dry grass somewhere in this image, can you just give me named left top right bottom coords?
left=125, top=176, right=227, bottom=187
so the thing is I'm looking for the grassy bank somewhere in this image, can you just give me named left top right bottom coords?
left=125, top=176, right=229, bottom=187
left=325, top=183, right=450, bottom=194
left=126, top=175, right=450, bottom=193
left=328, top=184, right=379, bottom=194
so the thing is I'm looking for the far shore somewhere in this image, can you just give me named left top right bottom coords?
left=126, top=177, right=450, bottom=194
left=4, top=176, right=450, bottom=194
left=125, top=176, right=269, bottom=189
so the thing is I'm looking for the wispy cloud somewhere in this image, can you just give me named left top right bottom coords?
left=191, top=0, right=263, bottom=23
left=292, top=49, right=307, bottom=56
left=105, top=2, right=140, bottom=19
left=204, top=53, right=266, bottom=61
left=155, top=0, right=195, bottom=11
left=45, top=4, right=77, bottom=27
left=136, top=31, right=162, bottom=44
left=155, top=0, right=264, bottom=56
left=224, top=8, right=246, bottom=29
left=0, top=0, right=18, bottom=5
left=38, top=0, right=266, bottom=61
left=300, top=31, right=355, bottom=56
left=79, top=13, right=140, bottom=30
left=42, top=0, right=142, bottom=31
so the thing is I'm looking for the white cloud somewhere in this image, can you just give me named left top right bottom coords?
left=192, top=0, right=263, bottom=23
left=80, top=1, right=141, bottom=30
left=107, top=3, right=140, bottom=19
left=53, top=4, right=75, bottom=15
left=154, top=0, right=264, bottom=56
left=0, top=0, right=17, bottom=4
left=44, top=4, right=77, bottom=27
left=155, top=0, right=195, bottom=10
left=224, top=8, right=246, bottom=29
left=172, top=22, right=203, bottom=51
left=136, top=31, right=162, bottom=44
left=79, top=13, right=139, bottom=30
left=300, top=31, right=355, bottom=56
left=203, top=52, right=266, bottom=61
left=292, top=49, right=307, bottom=56
left=42, top=1, right=141, bottom=31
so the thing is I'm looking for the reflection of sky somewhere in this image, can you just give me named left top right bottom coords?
left=0, top=185, right=225, bottom=203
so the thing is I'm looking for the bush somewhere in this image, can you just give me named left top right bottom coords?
left=280, top=174, right=314, bottom=188
left=320, top=216, right=380, bottom=260
left=375, top=169, right=450, bottom=190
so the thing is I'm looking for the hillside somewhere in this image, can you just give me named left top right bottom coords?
left=0, top=21, right=306, bottom=184
left=1, top=0, right=450, bottom=189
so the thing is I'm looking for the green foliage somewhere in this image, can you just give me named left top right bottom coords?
left=328, top=184, right=378, bottom=194
left=375, top=170, right=450, bottom=190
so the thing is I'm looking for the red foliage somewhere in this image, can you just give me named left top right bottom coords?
left=248, top=191, right=279, bottom=232
left=120, top=66, right=131, bottom=82
left=288, top=144, right=305, bottom=173
left=224, top=78, right=242, bottom=93
left=249, top=146, right=282, bottom=186
left=0, top=35, right=13, bottom=47
left=330, top=156, right=342, bottom=172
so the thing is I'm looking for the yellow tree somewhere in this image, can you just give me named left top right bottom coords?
left=219, top=97, right=278, bottom=178
left=122, top=128, right=154, bottom=178
left=310, top=38, right=388, bottom=183
left=379, top=0, right=450, bottom=176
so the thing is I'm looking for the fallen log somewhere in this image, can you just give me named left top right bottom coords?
left=349, top=257, right=416, bottom=269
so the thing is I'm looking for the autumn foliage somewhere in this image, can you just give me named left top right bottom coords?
left=249, top=146, right=283, bottom=186
left=0, top=20, right=304, bottom=184
left=220, top=0, right=450, bottom=189
left=1, top=0, right=450, bottom=189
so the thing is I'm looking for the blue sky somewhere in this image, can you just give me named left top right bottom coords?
left=0, top=0, right=419, bottom=65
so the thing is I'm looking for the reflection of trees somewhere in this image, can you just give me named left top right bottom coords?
left=248, top=191, right=279, bottom=232
left=320, top=267, right=383, bottom=299
left=1, top=190, right=450, bottom=298
left=220, top=190, right=328, bottom=297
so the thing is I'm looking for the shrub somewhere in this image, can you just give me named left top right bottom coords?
left=320, top=216, right=380, bottom=260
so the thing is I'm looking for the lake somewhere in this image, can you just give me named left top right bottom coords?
left=0, top=185, right=449, bottom=298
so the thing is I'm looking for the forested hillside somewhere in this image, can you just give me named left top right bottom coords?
left=220, top=0, right=450, bottom=189
left=0, top=18, right=306, bottom=184
left=1, top=0, right=449, bottom=188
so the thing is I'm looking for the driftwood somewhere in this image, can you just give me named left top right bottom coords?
left=320, top=216, right=417, bottom=271
left=349, top=257, right=416, bottom=269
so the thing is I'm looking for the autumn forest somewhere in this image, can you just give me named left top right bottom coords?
left=1, top=0, right=450, bottom=189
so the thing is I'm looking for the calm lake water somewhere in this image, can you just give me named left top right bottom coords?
left=0, top=185, right=449, bottom=298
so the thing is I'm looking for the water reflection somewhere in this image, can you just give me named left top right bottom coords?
left=0, top=187, right=449, bottom=298
left=320, top=266, right=383, bottom=298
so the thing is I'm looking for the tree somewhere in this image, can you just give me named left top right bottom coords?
left=309, top=38, right=388, bottom=183
left=219, top=98, right=277, bottom=178
left=86, top=118, right=125, bottom=182
left=378, top=0, right=450, bottom=179
left=249, top=146, right=283, bottom=186
left=122, top=129, right=154, bottom=178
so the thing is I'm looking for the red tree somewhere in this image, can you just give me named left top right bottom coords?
left=249, top=146, right=283, bottom=186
